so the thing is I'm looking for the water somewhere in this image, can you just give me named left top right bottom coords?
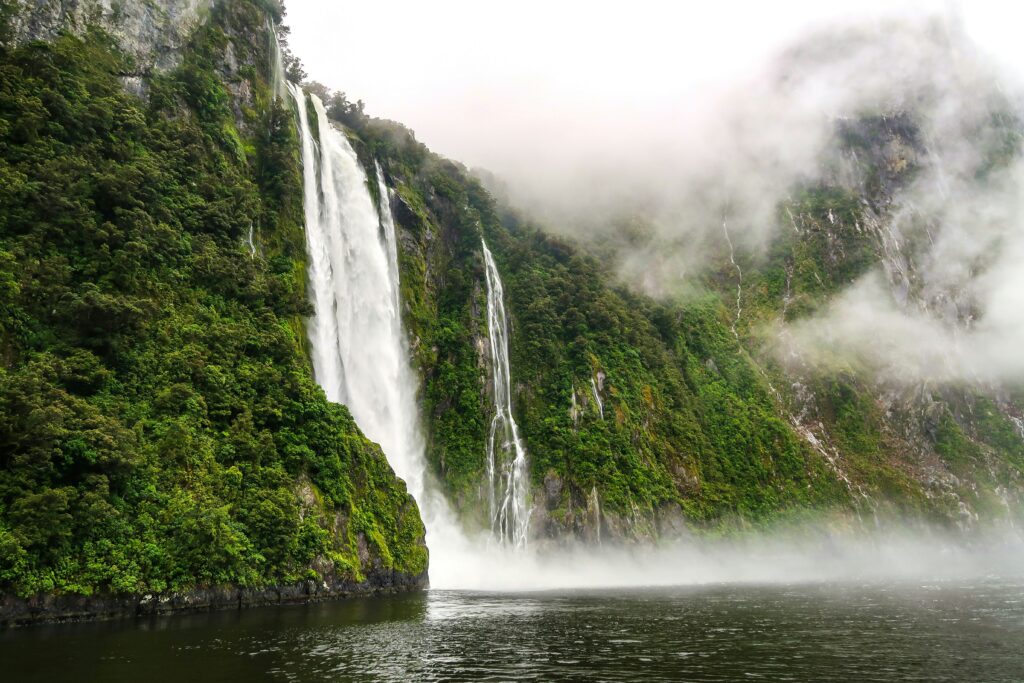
left=374, top=162, right=401, bottom=314
left=482, top=239, right=532, bottom=548
left=590, top=377, right=604, bottom=419
left=268, top=22, right=288, bottom=102
left=286, top=83, right=469, bottom=583
left=4, top=580, right=1023, bottom=681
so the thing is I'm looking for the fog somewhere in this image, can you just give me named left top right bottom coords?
left=269, top=1, right=1024, bottom=592
left=283, top=1, right=1019, bottom=189
left=430, top=524, right=1024, bottom=591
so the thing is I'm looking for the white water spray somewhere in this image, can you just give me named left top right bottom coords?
left=374, top=162, right=402, bottom=314
left=590, top=377, right=604, bottom=420
left=482, top=239, right=532, bottom=548
left=286, top=82, right=472, bottom=583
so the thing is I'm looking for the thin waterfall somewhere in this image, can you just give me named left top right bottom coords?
left=590, top=378, right=604, bottom=419
left=722, top=215, right=743, bottom=339
left=375, top=161, right=402, bottom=314
left=268, top=20, right=288, bottom=102
left=482, top=239, right=532, bottom=548
left=286, top=82, right=469, bottom=582
left=246, top=222, right=256, bottom=259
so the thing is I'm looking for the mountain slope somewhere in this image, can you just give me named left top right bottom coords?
left=345, top=92, right=1024, bottom=543
left=0, top=0, right=1021, bottom=627
left=0, top=0, right=425, bottom=623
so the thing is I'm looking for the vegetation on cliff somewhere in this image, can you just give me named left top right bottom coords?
left=341, top=96, right=1023, bottom=541
left=0, top=0, right=425, bottom=599
left=0, top=0, right=1020, bottom=602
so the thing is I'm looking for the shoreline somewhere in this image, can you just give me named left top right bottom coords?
left=0, top=569, right=429, bottom=629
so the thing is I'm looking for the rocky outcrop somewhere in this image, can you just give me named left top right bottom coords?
left=9, top=0, right=208, bottom=74
left=0, top=569, right=428, bottom=629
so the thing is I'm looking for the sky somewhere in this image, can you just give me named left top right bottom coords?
left=283, top=0, right=1020, bottom=178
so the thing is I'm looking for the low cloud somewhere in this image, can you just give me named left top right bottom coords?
left=285, top=2, right=1023, bottom=387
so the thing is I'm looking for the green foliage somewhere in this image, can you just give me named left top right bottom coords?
left=0, top=5, right=423, bottom=598
left=352, top=92, right=1023, bottom=537
left=353, top=121, right=851, bottom=535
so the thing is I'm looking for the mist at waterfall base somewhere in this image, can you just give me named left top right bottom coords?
left=432, top=525, right=1024, bottom=591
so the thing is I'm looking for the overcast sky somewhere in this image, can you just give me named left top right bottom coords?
left=284, top=0, right=1020, bottom=176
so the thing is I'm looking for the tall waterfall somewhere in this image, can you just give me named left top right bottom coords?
left=482, top=240, right=532, bottom=548
left=286, top=83, right=470, bottom=582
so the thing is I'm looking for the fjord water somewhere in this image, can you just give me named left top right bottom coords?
left=4, top=579, right=1024, bottom=682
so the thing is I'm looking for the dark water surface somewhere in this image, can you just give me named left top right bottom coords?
left=3, top=580, right=1024, bottom=681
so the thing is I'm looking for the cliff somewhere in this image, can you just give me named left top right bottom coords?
left=345, top=97, right=1023, bottom=545
left=0, top=0, right=426, bottom=627
left=0, top=0, right=1021, bottom=628
left=7, top=0, right=207, bottom=73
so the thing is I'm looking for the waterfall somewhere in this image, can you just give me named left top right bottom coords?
left=590, top=378, right=604, bottom=419
left=722, top=216, right=742, bottom=339
left=268, top=21, right=288, bottom=102
left=246, top=222, right=256, bottom=259
left=374, top=161, right=402, bottom=314
left=286, top=82, right=469, bottom=582
left=482, top=239, right=532, bottom=548
left=1012, top=416, right=1024, bottom=441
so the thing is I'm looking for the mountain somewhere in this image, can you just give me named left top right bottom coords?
left=0, top=0, right=425, bottom=625
left=361, top=103, right=1024, bottom=543
left=0, top=0, right=1021, bottom=625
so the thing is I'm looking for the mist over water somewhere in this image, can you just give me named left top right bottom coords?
left=7, top=578, right=1024, bottom=681
left=430, top=525, right=1024, bottom=592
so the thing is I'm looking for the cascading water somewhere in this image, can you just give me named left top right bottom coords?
left=590, top=378, right=604, bottom=420
left=482, top=239, right=532, bottom=548
left=288, top=81, right=421, bottom=484
left=246, top=223, right=256, bottom=259
left=268, top=21, right=288, bottom=102
left=285, top=81, right=471, bottom=582
left=375, top=161, right=402, bottom=313
left=722, top=216, right=743, bottom=339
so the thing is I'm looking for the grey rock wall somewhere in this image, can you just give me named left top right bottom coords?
left=11, top=0, right=209, bottom=74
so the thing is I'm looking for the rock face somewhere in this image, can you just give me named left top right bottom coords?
left=10, top=0, right=207, bottom=73
left=0, top=569, right=428, bottom=628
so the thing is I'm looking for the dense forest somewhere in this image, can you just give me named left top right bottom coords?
left=0, top=0, right=1021, bottom=621
left=356, top=106, right=1024, bottom=541
left=0, top=0, right=425, bottom=603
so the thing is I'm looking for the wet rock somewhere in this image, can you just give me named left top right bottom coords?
left=0, top=569, right=428, bottom=629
